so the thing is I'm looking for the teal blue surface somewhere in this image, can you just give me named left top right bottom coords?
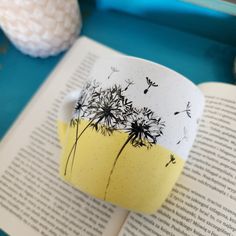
left=97, top=0, right=236, bottom=46
left=0, top=230, right=8, bottom=236
left=0, top=0, right=236, bottom=234
left=0, top=33, right=63, bottom=139
left=184, top=0, right=236, bottom=16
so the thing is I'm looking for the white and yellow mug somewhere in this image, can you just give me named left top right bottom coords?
left=58, top=56, right=204, bottom=214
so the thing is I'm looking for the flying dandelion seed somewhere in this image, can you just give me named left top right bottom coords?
left=144, top=77, right=158, bottom=94
left=108, top=66, right=119, bottom=79
left=174, top=101, right=191, bottom=118
left=165, top=154, right=176, bottom=167
left=123, top=79, right=134, bottom=91
left=176, top=127, right=188, bottom=145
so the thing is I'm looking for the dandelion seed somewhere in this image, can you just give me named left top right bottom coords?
left=108, top=66, right=119, bottom=79
left=165, top=154, right=176, bottom=167
left=176, top=127, right=188, bottom=145
left=174, top=101, right=191, bottom=118
left=144, top=77, right=158, bottom=94
left=123, top=79, right=134, bottom=91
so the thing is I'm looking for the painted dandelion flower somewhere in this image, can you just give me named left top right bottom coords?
left=104, top=106, right=165, bottom=199
left=70, top=82, right=91, bottom=127
left=124, top=107, right=165, bottom=148
left=64, top=80, right=101, bottom=176
left=84, top=84, right=127, bottom=136
left=70, top=80, right=101, bottom=125
left=66, top=83, right=128, bottom=177
left=64, top=86, right=88, bottom=176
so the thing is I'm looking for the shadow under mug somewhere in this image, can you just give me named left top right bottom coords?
left=58, top=56, right=204, bottom=213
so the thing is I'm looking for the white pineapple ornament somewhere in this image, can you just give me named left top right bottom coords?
left=0, top=0, right=82, bottom=58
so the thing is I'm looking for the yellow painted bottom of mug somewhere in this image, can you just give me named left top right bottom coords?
left=59, top=120, right=184, bottom=214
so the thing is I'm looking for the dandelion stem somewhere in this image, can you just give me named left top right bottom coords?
left=165, top=160, right=171, bottom=167
left=64, top=119, right=94, bottom=176
left=165, top=155, right=176, bottom=167
left=78, top=119, right=94, bottom=139
left=108, top=71, right=113, bottom=79
left=64, top=119, right=79, bottom=176
left=64, top=148, right=72, bottom=175
left=144, top=84, right=153, bottom=94
left=176, top=140, right=181, bottom=145
left=180, top=109, right=188, bottom=113
left=104, top=134, right=135, bottom=200
left=70, top=120, right=79, bottom=175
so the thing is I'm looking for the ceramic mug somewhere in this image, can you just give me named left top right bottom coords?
left=58, top=56, right=204, bottom=213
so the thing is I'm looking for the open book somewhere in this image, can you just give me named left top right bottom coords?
left=0, top=37, right=236, bottom=236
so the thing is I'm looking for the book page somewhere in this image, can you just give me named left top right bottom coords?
left=118, top=82, right=236, bottom=236
left=0, top=37, right=128, bottom=236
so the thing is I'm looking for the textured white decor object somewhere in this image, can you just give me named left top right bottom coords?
left=0, top=0, right=82, bottom=58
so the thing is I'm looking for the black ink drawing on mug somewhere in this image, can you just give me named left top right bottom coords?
left=165, top=154, right=176, bottom=167
left=64, top=81, right=100, bottom=176
left=174, top=101, right=191, bottom=118
left=176, top=127, right=188, bottom=145
left=104, top=107, right=165, bottom=200
left=123, top=79, right=134, bottom=91
left=64, top=83, right=126, bottom=176
left=107, top=66, right=119, bottom=79
left=85, top=84, right=126, bottom=136
left=65, top=82, right=134, bottom=176
left=144, top=77, right=158, bottom=94
left=64, top=80, right=166, bottom=201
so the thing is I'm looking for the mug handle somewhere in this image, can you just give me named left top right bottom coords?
left=58, top=89, right=81, bottom=145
